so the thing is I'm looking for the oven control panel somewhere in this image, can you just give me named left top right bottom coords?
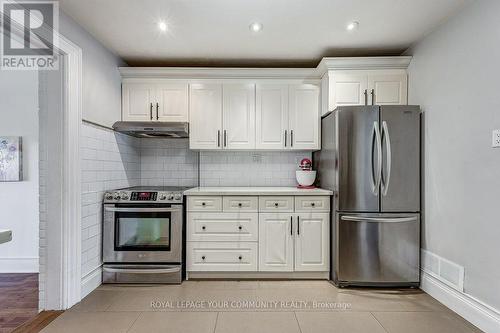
left=104, top=191, right=183, bottom=203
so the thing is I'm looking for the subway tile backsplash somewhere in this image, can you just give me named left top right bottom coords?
left=199, top=151, right=311, bottom=187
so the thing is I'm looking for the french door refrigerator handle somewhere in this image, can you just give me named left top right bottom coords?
left=341, top=216, right=418, bottom=223
left=381, top=121, right=392, bottom=196
left=371, top=121, right=382, bottom=195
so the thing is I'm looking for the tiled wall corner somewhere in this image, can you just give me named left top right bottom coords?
left=80, top=122, right=141, bottom=279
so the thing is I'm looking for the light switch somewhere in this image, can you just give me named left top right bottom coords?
left=492, top=129, right=500, bottom=148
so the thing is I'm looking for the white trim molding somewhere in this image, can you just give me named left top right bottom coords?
left=0, top=258, right=38, bottom=273
left=81, top=266, right=102, bottom=299
left=119, top=56, right=412, bottom=79
left=421, top=271, right=500, bottom=333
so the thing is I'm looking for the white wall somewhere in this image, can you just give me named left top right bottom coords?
left=0, top=71, right=39, bottom=272
left=406, top=0, right=500, bottom=311
left=60, top=11, right=126, bottom=128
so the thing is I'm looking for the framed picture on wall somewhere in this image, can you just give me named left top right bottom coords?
left=0, top=137, right=23, bottom=181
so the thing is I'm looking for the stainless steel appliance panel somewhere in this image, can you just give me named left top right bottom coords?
left=103, top=205, right=182, bottom=263
left=337, top=106, right=380, bottom=212
left=102, top=264, right=181, bottom=284
left=335, top=212, right=420, bottom=286
left=313, top=112, right=337, bottom=194
left=380, top=106, right=420, bottom=212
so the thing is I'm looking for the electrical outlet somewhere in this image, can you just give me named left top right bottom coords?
left=492, top=129, right=500, bottom=148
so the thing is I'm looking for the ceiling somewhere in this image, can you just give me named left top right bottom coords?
left=59, top=0, right=470, bottom=67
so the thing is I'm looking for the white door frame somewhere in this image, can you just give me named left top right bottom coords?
left=4, top=8, right=83, bottom=309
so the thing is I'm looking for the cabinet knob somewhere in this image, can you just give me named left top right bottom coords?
left=201, top=202, right=206, bottom=206
left=274, top=202, right=279, bottom=207
left=311, top=202, right=315, bottom=207
left=238, top=203, right=242, bottom=207
left=202, top=226, right=206, bottom=230
left=238, top=225, right=242, bottom=230
left=202, top=256, right=206, bottom=260
left=238, top=256, right=242, bottom=260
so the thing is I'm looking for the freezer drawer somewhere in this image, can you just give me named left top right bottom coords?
left=335, top=212, right=420, bottom=287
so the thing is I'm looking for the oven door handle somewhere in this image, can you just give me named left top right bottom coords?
left=103, top=266, right=181, bottom=274
left=104, top=207, right=182, bottom=213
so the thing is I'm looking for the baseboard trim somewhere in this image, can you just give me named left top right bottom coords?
left=187, top=271, right=329, bottom=280
left=81, top=266, right=102, bottom=299
left=0, top=257, right=38, bottom=272
left=421, top=270, right=500, bottom=333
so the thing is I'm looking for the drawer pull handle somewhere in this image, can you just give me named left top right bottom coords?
left=311, top=203, right=315, bottom=207
left=202, top=226, right=206, bottom=230
left=238, top=203, right=242, bottom=207
left=201, top=202, right=206, bottom=206
left=274, top=203, right=279, bottom=207
left=202, top=256, right=206, bottom=260
left=238, top=256, right=242, bottom=260
left=238, top=225, right=242, bottom=230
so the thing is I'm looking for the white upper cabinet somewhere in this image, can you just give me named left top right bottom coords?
left=223, top=84, right=256, bottom=150
left=367, top=73, right=408, bottom=105
left=288, top=84, right=320, bottom=150
left=156, top=83, right=189, bottom=122
left=326, top=70, right=408, bottom=111
left=256, top=84, right=289, bottom=150
left=122, top=81, right=188, bottom=122
left=189, top=83, right=223, bottom=150
left=122, top=83, right=156, bottom=121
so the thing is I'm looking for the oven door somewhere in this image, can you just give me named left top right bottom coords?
left=103, top=205, right=182, bottom=263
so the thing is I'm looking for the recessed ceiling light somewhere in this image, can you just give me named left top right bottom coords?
left=346, top=21, right=359, bottom=31
left=158, top=21, right=168, bottom=32
left=249, top=22, right=263, bottom=33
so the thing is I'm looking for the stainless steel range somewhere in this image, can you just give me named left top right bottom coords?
left=102, top=186, right=187, bottom=284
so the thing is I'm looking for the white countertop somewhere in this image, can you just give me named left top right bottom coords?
left=0, top=229, right=12, bottom=244
left=184, top=187, right=333, bottom=196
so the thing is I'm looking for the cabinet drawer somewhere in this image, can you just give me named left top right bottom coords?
left=295, top=196, right=330, bottom=212
left=187, top=242, right=258, bottom=271
left=259, top=196, right=294, bottom=212
left=223, top=196, right=258, bottom=212
left=187, top=213, right=258, bottom=242
left=187, top=196, right=222, bottom=212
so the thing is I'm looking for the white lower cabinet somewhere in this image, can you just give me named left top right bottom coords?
left=295, top=213, right=329, bottom=271
left=258, top=213, right=294, bottom=272
left=187, top=242, right=258, bottom=271
left=186, top=195, right=330, bottom=275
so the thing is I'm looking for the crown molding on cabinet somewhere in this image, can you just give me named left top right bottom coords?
left=119, top=56, right=412, bottom=79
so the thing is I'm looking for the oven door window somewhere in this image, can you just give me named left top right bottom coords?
left=114, top=211, right=171, bottom=251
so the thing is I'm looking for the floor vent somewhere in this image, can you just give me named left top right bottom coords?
left=421, top=249, right=464, bottom=292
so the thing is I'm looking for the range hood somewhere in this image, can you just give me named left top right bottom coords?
left=112, top=121, right=189, bottom=138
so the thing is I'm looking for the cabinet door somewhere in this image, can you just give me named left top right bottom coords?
left=258, top=213, right=294, bottom=272
left=256, top=84, right=288, bottom=150
left=295, top=213, right=329, bottom=271
left=331, top=73, right=368, bottom=107
left=156, top=83, right=189, bottom=122
left=289, top=84, right=320, bottom=150
left=368, top=73, right=408, bottom=105
left=189, top=83, right=223, bottom=149
left=122, top=83, right=155, bottom=121
left=223, top=84, right=256, bottom=149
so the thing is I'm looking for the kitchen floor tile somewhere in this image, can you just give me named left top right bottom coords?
left=40, top=311, right=140, bottom=333
left=215, top=312, right=301, bottom=333
left=127, top=312, right=217, bottom=333
left=68, top=289, right=125, bottom=312
left=295, top=312, right=386, bottom=333
left=372, top=311, right=482, bottom=333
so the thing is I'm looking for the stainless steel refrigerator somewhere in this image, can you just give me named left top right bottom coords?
left=313, top=105, right=421, bottom=287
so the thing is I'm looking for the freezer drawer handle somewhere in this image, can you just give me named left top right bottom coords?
left=341, top=216, right=418, bottom=223
left=103, top=266, right=180, bottom=274
left=381, top=121, right=392, bottom=196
